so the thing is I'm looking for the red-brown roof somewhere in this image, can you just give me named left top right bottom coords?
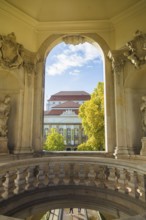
left=44, top=109, right=79, bottom=115
left=49, top=91, right=90, bottom=101
left=52, top=101, right=80, bottom=109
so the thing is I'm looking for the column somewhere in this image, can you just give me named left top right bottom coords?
left=110, top=51, right=134, bottom=158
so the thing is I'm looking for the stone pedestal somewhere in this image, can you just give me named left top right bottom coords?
left=0, top=137, right=9, bottom=154
left=114, top=146, right=134, bottom=159
left=140, top=137, right=146, bottom=156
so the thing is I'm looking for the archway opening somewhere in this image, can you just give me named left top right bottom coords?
left=43, top=38, right=105, bottom=152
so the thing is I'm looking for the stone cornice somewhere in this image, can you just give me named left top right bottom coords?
left=111, top=0, right=146, bottom=25
left=0, top=1, right=114, bottom=33
left=1, top=0, right=145, bottom=33
left=0, top=0, right=37, bottom=28
left=36, top=20, right=114, bottom=33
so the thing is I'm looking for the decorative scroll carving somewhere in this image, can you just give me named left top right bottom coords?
left=108, top=50, right=126, bottom=74
left=108, top=30, right=146, bottom=72
left=0, top=32, right=35, bottom=74
left=0, top=95, right=11, bottom=137
left=63, top=35, right=86, bottom=45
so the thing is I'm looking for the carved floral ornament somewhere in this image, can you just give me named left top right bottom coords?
left=0, top=32, right=35, bottom=73
left=108, top=30, right=146, bottom=74
left=62, top=35, right=86, bottom=45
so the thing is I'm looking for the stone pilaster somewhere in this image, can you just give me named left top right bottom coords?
left=140, top=137, right=146, bottom=155
left=108, top=51, right=134, bottom=158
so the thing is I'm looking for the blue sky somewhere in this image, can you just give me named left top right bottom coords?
left=44, top=42, right=104, bottom=109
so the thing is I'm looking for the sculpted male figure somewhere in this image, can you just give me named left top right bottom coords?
left=140, top=96, right=146, bottom=136
left=0, top=95, right=11, bottom=137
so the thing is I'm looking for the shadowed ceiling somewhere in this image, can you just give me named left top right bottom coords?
left=5, top=0, right=139, bottom=22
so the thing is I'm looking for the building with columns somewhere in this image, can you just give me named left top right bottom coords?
left=0, top=1, right=146, bottom=220
left=44, top=91, right=90, bottom=149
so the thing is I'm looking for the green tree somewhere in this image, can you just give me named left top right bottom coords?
left=78, top=82, right=104, bottom=151
left=44, top=128, right=65, bottom=151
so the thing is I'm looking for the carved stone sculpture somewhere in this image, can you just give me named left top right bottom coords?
left=0, top=32, right=35, bottom=75
left=0, top=95, right=11, bottom=137
left=0, top=95, right=11, bottom=154
left=123, top=41, right=140, bottom=69
left=140, top=96, right=146, bottom=136
left=123, top=30, right=146, bottom=68
left=0, top=32, right=23, bottom=69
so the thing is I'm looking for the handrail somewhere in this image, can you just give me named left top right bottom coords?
left=0, top=156, right=146, bottom=204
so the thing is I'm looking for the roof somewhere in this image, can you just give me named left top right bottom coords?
left=49, top=91, right=90, bottom=101
left=52, top=101, right=80, bottom=109
left=44, top=109, right=79, bottom=116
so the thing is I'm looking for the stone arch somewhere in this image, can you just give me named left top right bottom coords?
left=3, top=186, right=145, bottom=219
left=33, top=33, right=115, bottom=154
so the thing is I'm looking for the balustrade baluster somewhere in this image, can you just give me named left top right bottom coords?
left=140, top=174, right=146, bottom=202
left=63, top=163, right=70, bottom=185
left=97, top=166, right=107, bottom=188
left=78, top=163, right=86, bottom=185
left=25, top=166, right=35, bottom=191
left=118, top=168, right=126, bottom=194
left=131, top=171, right=142, bottom=199
left=2, top=171, right=15, bottom=199
left=48, top=163, right=55, bottom=185
left=107, top=167, right=116, bottom=190
left=114, top=168, right=120, bottom=191
left=88, top=165, right=96, bottom=186
left=0, top=174, right=5, bottom=201
left=14, top=168, right=26, bottom=194
left=123, top=169, right=131, bottom=194
left=59, top=163, right=65, bottom=184
left=36, top=165, right=46, bottom=188
left=104, top=166, right=110, bottom=187
left=135, top=173, right=145, bottom=202
left=69, top=163, right=75, bottom=185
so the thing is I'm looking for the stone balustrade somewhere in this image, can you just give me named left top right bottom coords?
left=0, top=156, right=146, bottom=205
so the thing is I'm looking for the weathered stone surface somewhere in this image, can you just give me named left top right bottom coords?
left=0, top=137, right=9, bottom=154
left=0, top=215, right=23, bottom=220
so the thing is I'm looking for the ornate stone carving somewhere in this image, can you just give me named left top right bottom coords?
left=123, top=30, right=146, bottom=68
left=63, top=35, right=86, bottom=45
left=0, top=95, right=11, bottom=154
left=0, top=95, right=11, bottom=137
left=108, top=50, right=125, bottom=74
left=0, top=32, right=35, bottom=74
left=0, top=32, right=23, bottom=69
left=140, top=96, right=146, bottom=136
left=108, top=31, right=146, bottom=72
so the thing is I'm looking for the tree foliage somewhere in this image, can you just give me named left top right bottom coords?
left=78, top=82, right=105, bottom=151
left=44, top=128, right=65, bottom=151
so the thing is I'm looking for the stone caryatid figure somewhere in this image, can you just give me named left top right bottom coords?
left=140, top=96, right=146, bottom=136
left=0, top=96, right=11, bottom=137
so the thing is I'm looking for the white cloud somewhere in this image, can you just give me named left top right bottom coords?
left=69, top=69, right=80, bottom=76
left=46, top=42, right=102, bottom=76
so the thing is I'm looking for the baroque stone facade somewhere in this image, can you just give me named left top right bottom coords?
left=0, top=1, right=146, bottom=219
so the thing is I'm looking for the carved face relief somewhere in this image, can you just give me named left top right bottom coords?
left=1, top=40, right=18, bottom=63
left=0, top=33, right=24, bottom=69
